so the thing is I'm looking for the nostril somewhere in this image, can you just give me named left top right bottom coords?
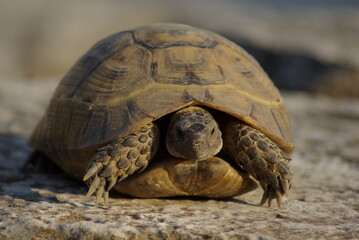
left=210, top=128, right=215, bottom=135
left=176, top=128, right=185, bottom=140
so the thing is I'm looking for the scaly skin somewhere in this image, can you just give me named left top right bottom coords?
left=223, top=122, right=292, bottom=207
left=83, top=106, right=292, bottom=207
left=83, top=123, right=159, bottom=205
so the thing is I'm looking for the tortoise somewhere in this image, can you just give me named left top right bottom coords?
left=28, top=23, right=294, bottom=207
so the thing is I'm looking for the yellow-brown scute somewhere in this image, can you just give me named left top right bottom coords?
left=29, top=23, right=293, bottom=159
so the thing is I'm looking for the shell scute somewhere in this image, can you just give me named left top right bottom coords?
left=29, top=23, right=293, bottom=155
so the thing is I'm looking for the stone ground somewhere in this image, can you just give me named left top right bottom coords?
left=0, top=77, right=358, bottom=240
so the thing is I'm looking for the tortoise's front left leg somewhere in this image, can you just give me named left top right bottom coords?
left=223, top=121, right=293, bottom=207
left=83, top=123, right=159, bottom=206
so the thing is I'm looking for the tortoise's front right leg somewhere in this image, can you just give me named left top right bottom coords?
left=83, top=123, right=159, bottom=206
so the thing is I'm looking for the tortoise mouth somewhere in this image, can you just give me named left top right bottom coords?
left=167, top=134, right=223, bottom=160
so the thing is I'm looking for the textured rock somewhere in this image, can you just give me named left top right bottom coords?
left=0, top=77, right=359, bottom=239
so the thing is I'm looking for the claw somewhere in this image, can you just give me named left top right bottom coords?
left=260, top=187, right=283, bottom=208
left=281, top=178, right=290, bottom=197
left=267, top=190, right=275, bottom=207
left=107, top=176, right=118, bottom=192
left=100, top=161, right=117, bottom=178
left=95, top=185, right=104, bottom=205
left=83, top=163, right=101, bottom=181
left=259, top=190, right=269, bottom=206
left=275, top=189, right=282, bottom=208
left=118, top=174, right=128, bottom=182
left=103, top=191, right=109, bottom=207
left=86, top=176, right=100, bottom=197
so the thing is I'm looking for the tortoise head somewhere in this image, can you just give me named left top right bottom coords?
left=166, top=106, right=223, bottom=160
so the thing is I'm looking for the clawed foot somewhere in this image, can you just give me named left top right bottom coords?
left=83, top=154, right=119, bottom=206
left=224, top=122, right=293, bottom=208
left=83, top=174, right=110, bottom=206
left=256, top=158, right=292, bottom=208
left=258, top=173, right=291, bottom=208
left=82, top=123, right=159, bottom=206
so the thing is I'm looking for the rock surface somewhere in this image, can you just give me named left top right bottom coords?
left=0, top=78, right=359, bottom=239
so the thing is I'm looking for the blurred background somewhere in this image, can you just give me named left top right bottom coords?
left=1, top=0, right=358, bottom=97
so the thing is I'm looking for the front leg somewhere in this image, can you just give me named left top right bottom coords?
left=223, top=121, right=292, bottom=207
left=83, top=123, right=159, bottom=206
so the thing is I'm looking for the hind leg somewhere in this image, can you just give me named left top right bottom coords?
left=83, top=123, right=159, bottom=206
left=223, top=121, right=292, bottom=207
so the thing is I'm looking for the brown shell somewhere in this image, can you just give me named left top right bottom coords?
left=29, top=23, right=294, bottom=156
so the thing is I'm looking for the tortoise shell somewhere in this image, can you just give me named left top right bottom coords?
left=29, top=23, right=294, bottom=176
